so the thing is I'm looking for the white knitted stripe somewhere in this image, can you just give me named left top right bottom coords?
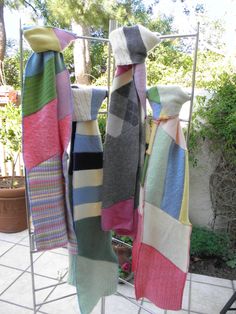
left=158, top=85, right=190, bottom=117
left=111, top=68, right=133, bottom=92
left=142, top=201, right=191, bottom=272
left=74, top=202, right=102, bottom=221
left=72, top=88, right=92, bottom=121
left=73, top=169, right=103, bottom=189
left=138, top=24, right=161, bottom=52
left=106, top=113, right=124, bottom=138
left=109, top=28, right=132, bottom=65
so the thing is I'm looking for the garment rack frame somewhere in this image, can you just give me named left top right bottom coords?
left=19, top=19, right=200, bottom=314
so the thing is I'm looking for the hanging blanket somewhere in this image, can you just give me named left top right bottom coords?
left=67, top=87, right=118, bottom=314
left=101, top=25, right=160, bottom=237
left=22, top=26, right=77, bottom=253
left=132, top=85, right=192, bottom=310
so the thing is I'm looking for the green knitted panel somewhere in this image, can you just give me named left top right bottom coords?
left=55, top=53, right=66, bottom=74
left=147, top=86, right=160, bottom=103
left=23, top=57, right=56, bottom=116
left=74, top=216, right=118, bottom=263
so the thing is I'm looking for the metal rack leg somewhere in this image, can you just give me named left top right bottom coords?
left=25, top=183, right=37, bottom=313
left=101, top=297, right=106, bottom=314
left=220, top=292, right=236, bottom=314
left=137, top=298, right=144, bottom=314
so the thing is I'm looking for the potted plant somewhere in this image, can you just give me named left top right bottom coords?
left=0, top=101, right=27, bottom=233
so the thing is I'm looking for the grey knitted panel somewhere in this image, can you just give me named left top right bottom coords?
left=102, top=125, right=140, bottom=209
left=123, top=26, right=147, bottom=64
left=109, top=89, right=129, bottom=121
left=109, top=81, right=139, bottom=126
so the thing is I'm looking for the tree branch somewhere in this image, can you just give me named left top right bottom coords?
left=22, top=0, right=39, bottom=16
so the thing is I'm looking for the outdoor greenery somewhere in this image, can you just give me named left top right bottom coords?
left=190, top=226, right=231, bottom=258
left=188, top=72, right=236, bottom=165
left=0, top=102, right=22, bottom=186
left=190, top=226, right=236, bottom=269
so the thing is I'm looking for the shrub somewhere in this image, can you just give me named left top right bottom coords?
left=189, top=72, right=236, bottom=165
left=190, top=226, right=231, bottom=258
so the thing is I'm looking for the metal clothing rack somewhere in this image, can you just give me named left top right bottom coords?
left=20, top=19, right=200, bottom=314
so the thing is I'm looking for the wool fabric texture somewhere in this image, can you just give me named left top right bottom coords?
left=22, top=26, right=77, bottom=253
left=101, top=25, right=160, bottom=237
left=67, top=87, right=118, bottom=314
left=132, top=85, right=192, bottom=310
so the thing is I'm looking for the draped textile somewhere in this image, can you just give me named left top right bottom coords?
left=67, top=87, right=118, bottom=314
left=101, top=25, right=160, bottom=237
left=22, top=26, right=77, bottom=253
left=132, top=85, right=192, bottom=310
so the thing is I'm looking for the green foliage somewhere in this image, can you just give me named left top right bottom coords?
left=112, top=231, right=133, bottom=246
left=90, top=42, right=108, bottom=82
left=63, top=46, right=75, bottom=83
left=189, top=72, right=236, bottom=165
left=33, top=0, right=114, bottom=28
left=147, top=44, right=193, bottom=87
left=226, top=257, right=236, bottom=269
left=0, top=102, right=22, bottom=181
left=3, top=50, right=31, bottom=89
left=190, top=226, right=231, bottom=258
left=98, top=113, right=107, bottom=143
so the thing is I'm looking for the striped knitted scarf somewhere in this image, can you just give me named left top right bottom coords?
left=101, top=25, right=160, bottom=237
left=22, top=26, right=77, bottom=253
left=67, top=87, right=118, bottom=314
left=132, top=85, right=192, bottom=310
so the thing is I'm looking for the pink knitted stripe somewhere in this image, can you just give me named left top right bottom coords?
left=23, top=99, right=60, bottom=170
left=53, top=28, right=77, bottom=51
left=115, top=64, right=133, bottom=77
left=135, top=243, right=187, bottom=310
left=59, top=114, right=72, bottom=151
left=132, top=212, right=143, bottom=272
left=102, top=198, right=135, bottom=233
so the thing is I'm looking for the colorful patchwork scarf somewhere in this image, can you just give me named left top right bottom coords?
left=22, top=26, right=77, bottom=253
left=101, top=25, right=160, bottom=237
left=132, top=85, right=192, bottom=310
left=67, top=87, right=118, bottom=314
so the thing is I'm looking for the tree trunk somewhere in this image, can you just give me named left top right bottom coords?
left=0, top=3, right=6, bottom=85
left=72, top=22, right=91, bottom=85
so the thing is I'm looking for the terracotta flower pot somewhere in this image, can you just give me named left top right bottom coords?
left=0, top=177, right=27, bottom=233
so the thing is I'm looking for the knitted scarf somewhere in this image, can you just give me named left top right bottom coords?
left=22, top=26, right=77, bottom=253
left=132, top=85, right=192, bottom=310
left=101, top=25, right=160, bottom=237
left=67, top=87, right=118, bottom=314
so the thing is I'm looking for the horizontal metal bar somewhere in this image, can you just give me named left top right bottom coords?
left=112, top=237, right=133, bottom=249
left=35, top=281, right=67, bottom=292
left=75, top=33, right=197, bottom=42
left=36, top=293, right=77, bottom=307
left=159, top=33, right=198, bottom=40
left=116, top=291, right=156, bottom=314
left=75, top=35, right=109, bottom=42
left=118, top=277, right=134, bottom=287
left=180, top=119, right=190, bottom=123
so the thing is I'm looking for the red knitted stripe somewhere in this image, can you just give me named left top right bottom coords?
left=115, top=64, right=133, bottom=76
left=23, top=99, right=60, bottom=170
left=134, top=242, right=187, bottom=310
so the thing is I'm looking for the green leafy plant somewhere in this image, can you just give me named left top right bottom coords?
left=190, top=226, right=233, bottom=259
left=98, top=113, right=107, bottom=143
left=189, top=72, right=236, bottom=165
left=0, top=102, right=22, bottom=187
left=226, top=257, right=236, bottom=269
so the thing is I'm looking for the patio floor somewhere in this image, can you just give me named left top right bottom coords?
left=0, top=229, right=234, bottom=314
